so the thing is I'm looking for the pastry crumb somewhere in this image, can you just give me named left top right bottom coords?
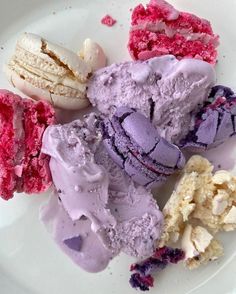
left=101, top=15, right=117, bottom=27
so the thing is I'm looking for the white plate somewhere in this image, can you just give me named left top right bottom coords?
left=0, top=0, right=236, bottom=293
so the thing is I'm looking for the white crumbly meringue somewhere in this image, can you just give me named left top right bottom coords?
left=161, top=155, right=236, bottom=269
left=224, top=206, right=236, bottom=224
left=182, top=225, right=214, bottom=260
left=181, top=225, right=199, bottom=259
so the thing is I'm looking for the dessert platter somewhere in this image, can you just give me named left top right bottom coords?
left=0, top=0, right=236, bottom=293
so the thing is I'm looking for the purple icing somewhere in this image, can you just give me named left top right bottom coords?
left=63, top=236, right=83, bottom=251
left=102, top=107, right=185, bottom=188
left=180, top=85, right=236, bottom=151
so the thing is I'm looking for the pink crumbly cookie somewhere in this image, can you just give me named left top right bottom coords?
left=128, top=0, right=219, bottom=65
left=101, top=15, right=117, bottom=27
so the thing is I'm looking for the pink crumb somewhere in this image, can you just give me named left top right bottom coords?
left=101, top=15, right=117, bottom=27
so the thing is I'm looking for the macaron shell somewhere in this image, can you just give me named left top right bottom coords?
left=121, top=111, right=160, bottom=153
left=17, top=33, right=91, bottom=81
left=215, top=111, right=234, bottom=142
left=148, top=137, right=182, bottom=168
left=102, top=106, right=185, bottom=188
left=8, top=58, right=88, bottom=93
left=6, top=67, right=90, bottom=110
left=195, top=110, right=218, bottom=144
left=44, top=37, right=91, bottom=81
left=103, top=139, right=124, bottom=167
left=6, top=32, right=93, bottom=110
left=181, top=85, right=236, bottom=151
left=124, top=155, right=166, bottom=187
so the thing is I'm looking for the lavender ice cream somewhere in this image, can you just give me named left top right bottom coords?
left=41, top=114, right=163, bottom=272
left=180, top=85, right=236, bottom=151
left=102, top=107, right=185, bottom=187
left=87, top=55, right=216, bottom=143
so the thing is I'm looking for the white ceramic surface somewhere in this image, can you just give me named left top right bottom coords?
left=0, top=0, right=236, bottom=293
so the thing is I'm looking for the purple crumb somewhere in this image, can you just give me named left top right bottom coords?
left=129, top=246, right=185, bottom=291
left=129, top=273, right=154, bottom=291
left=63, top=236, right=83, bottom=251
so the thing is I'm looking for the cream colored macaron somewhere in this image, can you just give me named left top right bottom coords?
left=5, top=33, right=106, bottom=110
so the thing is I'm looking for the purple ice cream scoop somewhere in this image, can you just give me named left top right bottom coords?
left=102, top=107, right=185, bottom=188
left=180, top=85, right=236, bottom=151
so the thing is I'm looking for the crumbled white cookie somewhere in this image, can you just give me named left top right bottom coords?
left=160, top=155, right=235, bottom=268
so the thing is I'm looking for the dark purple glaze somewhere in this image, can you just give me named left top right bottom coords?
left=101, top=107, right=185, bottom=188
left=180, top=85, right=236, bottom=151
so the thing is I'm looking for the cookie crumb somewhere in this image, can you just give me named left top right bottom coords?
left=101, top=15, right=117, bottom=27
